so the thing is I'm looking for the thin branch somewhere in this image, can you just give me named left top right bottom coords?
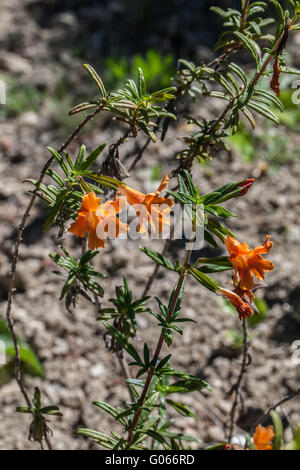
left=240, top=0, right=250, bottom=33
left=128, top=136, right=152, bottom=172
left=5, top=104, right=103, bottom=410
left=44, top=433, right=53, bottom=451
left=251, top=387, right=300, bottom=432
left=226, top=318, right=249, bottom=442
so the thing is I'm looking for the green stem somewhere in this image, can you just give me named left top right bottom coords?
left=125, top=238, right=194, bottom=449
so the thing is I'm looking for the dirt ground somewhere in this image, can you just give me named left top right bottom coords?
left=0, top=0, right=300, bottom=450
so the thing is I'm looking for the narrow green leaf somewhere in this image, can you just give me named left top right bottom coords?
left=79, top=143, right=107, bottom=171
left=93, top=401, right=127, bottom=426
left=138, top=67, right=146, bottom=97
left=270, top=410, right=283, bottom=450
left=140, top=247, right=177, bottom=272
left=83, top=64, right=106, bottom=97
left=102, top=321, right=141, bottom=363
left=166, top=399, right=195, bottom=417
left=188, top=267, right=220, bottom=292
left=233, top=32, right=260, bottom=68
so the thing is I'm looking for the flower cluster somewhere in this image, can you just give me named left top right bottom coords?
left=70, top=175, right=274, bottom=321
left=220, top=235, right=274, bottom=320
left=69, top=175, right=174, bottom=249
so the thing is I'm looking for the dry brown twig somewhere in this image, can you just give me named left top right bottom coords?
left=226, top=318, right=250, bottom=442
left=4, top=104, right=104, bottom=449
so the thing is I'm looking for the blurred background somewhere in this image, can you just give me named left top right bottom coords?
left=0, top=0, right=300, bottom=450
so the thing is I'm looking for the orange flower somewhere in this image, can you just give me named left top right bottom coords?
left=253, top=424, right=274, bottom=450
left=119, top=174, right=174, bottom=234
left=220, top=288, right=254, bottom=320
left=225, top=235, right=274, bottom=290
left=69, top=192, right=128, bottom=250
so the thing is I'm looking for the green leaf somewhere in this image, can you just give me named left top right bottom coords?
left=0, top=319, right=44, bottom=378
left=83, top=64, right=106, bottom=97
left=270, top=410, right=283, bottom=450
left=102, top=321, right=141, bottom=363
left=188, top=267, right=220, bottom=293
left=194, top=256, right=231, bottom=268
left=162, top=329, right=174, bottom=348
left=45, top=169, right=64, bottom=187
left=196, top=258, right=232, bottom=273
left=233, top=32, right=260, bottom=68
left=138, top=67, right=146, bottom=97
left=166, top=399, right=195, bottom=417
left=161, top=377, right=211, bottom=393
left=241, top=107, right=256, bottom=128
left=201, top=192, right=222, bottom=205
left=93, top=401, right=127, bottom=426
left=253, top=89, right=284, bottom=112
left=74, top=145, right=86, bottom=169
left=247, top=100, right=280, bottom=124
left=143, top=343, right=150, bottom=365
left=180, top=170, right=197, bottom=197
left=156, top=354, right=172, bottom=371
left=16, top=406, right=35, bottom=414
left=194, top=255, right=232, bottom=273
left=285, top=428, right=300, bottom=450
left=205, top=443, right=228, bottom=450
left=204, top=229, right=218, bottom=248
left=40, top=406, right=62, bottom=416
left=144, top=430, right=170, bottom=449
left=210, top=6, right=233, bottom=18
left=126, top=378, right=145, bottom=388
left=79, top=143, right=107, bottom=171
left=32, top=387, right=42, bottom=409
left=268, top=0, right=285, bottom=23
left=198, top=265, right=230, bottom=274
left=47, top=147, right=69, bottom=176
left=60, top=270, right=77, bottom=299
left=140, top=247, right=177, bottom=271
left=227, top=62, right=247, bottom=87
left=207, top=219, right=234, bottom=240
left=75, top=428, right=118, bottom=449
left=43, top=188, right=69, bottom=231
left=205, top=205, right=236, bottom=218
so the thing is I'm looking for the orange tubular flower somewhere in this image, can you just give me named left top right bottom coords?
left=225, top=235, right=274, bottom=290
left=119, top=174, right=174, bottom=234
left=253, top=424, right=274, bottom=450
left=220, top=288, right=254, bottom=320
left=68, top=192, right=128, bottom=250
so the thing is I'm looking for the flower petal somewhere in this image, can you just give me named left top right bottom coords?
left=220, top=289, right=254, bottom=320
left=80, top=192, right=101, bottom=214
left=253, top=424, right=274, bottom=450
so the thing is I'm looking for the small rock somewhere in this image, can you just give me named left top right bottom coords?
left=90, top=363, right=106, bottom=377
left=52, top=338, right=69, bottom=356
left=51, top=12, right=78, bottom=28
left=0, top=136, right=13, bottom=152
left=18, top=111, right=40, bottom=127
left=207, top=424, right=224, bottom=442
left=137, top=317, right=148, bottom=329
left=0, top=269, right=26, bottom=300
left=0, top=52, right=31, bottom=75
